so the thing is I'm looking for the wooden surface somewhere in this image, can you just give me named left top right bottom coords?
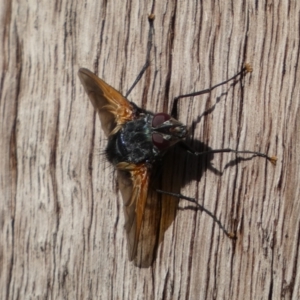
left=1, top=0, right=299, bottom=299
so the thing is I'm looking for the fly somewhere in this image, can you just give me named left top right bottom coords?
left=78, top=15, right=276, bottom=261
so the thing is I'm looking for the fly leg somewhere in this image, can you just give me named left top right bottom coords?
left=126, top=14, right=155, bottom=97
left=156, top=189, right=236, bottom=239
left=171, top=64, right=253, bottom=119
left=179, top=141, right=277, bottom=165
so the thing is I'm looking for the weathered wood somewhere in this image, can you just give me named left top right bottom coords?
left=1, top=0, right=299, bottom=299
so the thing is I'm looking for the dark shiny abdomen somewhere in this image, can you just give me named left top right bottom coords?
left=106, top=116, right=156, bottom=165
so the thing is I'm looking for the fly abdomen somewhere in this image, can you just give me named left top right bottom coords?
left=106, top=117, right=156, bottom=165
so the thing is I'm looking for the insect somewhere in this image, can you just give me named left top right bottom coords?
left=78, top=16, right=276, bottom=262
left=78, top=65, right=276, bottom=260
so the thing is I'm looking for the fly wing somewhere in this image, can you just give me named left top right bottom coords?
left=78, top=68, right=134, bottom=136
left=78, top=68, right=150, bottom=261
left=116, top=163, right=150, bottom=261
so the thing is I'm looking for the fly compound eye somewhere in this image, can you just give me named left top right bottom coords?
left=152, top=133, right=171, bottom=151
left=152, top=113, right=171, bottom=128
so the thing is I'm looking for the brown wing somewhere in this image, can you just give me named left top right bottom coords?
left=116, top=162, right=150, bottom=261
left=78, top=68, right=134, bottom=136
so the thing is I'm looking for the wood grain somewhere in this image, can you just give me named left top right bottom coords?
left=1, top=0, right=299, bottom=299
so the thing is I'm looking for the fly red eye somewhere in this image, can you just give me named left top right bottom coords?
left=152, top=133, right=170, bottom=151
left=152, top=113, right=171, bottom=128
